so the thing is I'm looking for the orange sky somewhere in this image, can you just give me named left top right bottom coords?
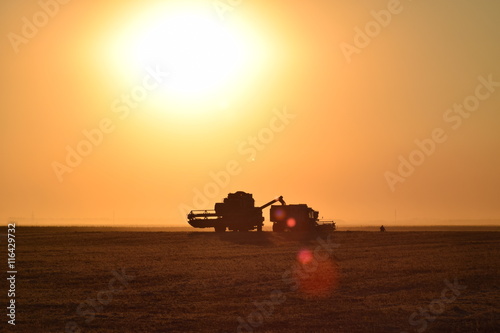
left=1, top=0, right=499, bottom=226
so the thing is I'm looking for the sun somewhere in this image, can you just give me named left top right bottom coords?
left=110, top=5, right=263, bottom=100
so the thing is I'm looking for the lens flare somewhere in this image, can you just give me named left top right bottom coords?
left=286, top=218, right=296, bottom=228
left=273, top=208, right=286, bottom=220
left=297, top=248, right=316, bottom=266
left=295, top=248, right=339, bottom=297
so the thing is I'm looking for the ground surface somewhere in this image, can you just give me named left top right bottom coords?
left=1, top=228, right=499, bottom=332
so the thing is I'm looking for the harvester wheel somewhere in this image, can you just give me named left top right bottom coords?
left=257, top=224, right=263, bottom=232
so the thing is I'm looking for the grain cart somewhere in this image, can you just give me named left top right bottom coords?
left=187, top=191, right=285, bottom=232
left=270, top=204, right=336, bottom=233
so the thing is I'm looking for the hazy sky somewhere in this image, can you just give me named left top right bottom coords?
left=1, top=0, right=499, bottom=225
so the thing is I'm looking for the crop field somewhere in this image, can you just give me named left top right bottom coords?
left=2, top=227, right=499, bottom=332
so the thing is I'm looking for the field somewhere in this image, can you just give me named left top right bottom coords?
left=3, top=227, right=499, bottom=332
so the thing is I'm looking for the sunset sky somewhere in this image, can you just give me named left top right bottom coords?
left=1, top=0, right=499, bottom=226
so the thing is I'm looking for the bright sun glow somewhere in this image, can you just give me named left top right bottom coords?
left=110, top=5, right=264, bottom=100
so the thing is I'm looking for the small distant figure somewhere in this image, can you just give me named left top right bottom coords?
left=380, top=225, right=386, bottom=232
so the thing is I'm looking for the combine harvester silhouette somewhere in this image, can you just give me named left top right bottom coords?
left=187, top=191, right=335, bottom=233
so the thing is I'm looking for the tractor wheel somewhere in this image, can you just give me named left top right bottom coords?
left=214, top=225, right=226, bottom=233
left=272, top=223, right=284, bottom=232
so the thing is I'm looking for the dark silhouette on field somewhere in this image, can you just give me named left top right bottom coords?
left=187, top=191, right=336, bottom=233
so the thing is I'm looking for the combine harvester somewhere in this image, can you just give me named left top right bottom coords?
left=187, top=191, right=335, bottom=233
